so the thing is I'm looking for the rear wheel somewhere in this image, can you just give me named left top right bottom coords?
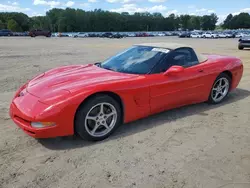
left=208, top=73, right=231, bottom=104
left=75, top=95, right=122, bottom=141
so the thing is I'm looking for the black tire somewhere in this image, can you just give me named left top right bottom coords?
left=208, top=73, right=231, bottom=104
left=238, top=45, right=244, bottom=50
left=75, top=94, right=122, bottom=141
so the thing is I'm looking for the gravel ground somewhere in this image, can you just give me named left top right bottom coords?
left=0, top=37, right=250, bottom=188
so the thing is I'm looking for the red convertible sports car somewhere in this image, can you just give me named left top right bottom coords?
left=9, top=43, right=243, bottom=141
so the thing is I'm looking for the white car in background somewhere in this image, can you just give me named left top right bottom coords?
left=202, top=32, right=218, bottom=38
left=157, top=33, right=165, bottom=36
left=235, top=33, right=250, bottom=38
left=72, top=32, right=88, bottom=38
left=190, top=33, right=202, bottom=38
left=218, top=33, right=227, bottom=38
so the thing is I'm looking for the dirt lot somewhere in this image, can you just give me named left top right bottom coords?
left=0, top=36, right=250, bottom=188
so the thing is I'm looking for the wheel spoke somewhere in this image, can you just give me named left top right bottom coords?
left=221, top=83, right=228, bottom=89
left=91, top=124, right=100, bottom=134
left=99, top=104, right=104, bottom=114
left=106, top=112, right=116, bottom=118
left=102, top=121, right=110, bottom=130
left=86, top=115, right=97, bottom=121
left=219, top=79, right=223, bottom=86
left=214, top=92, right=219, bottom=99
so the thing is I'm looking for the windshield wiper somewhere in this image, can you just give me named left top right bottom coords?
left=103, top=66, right=115, bottom=71
left=94, top=62, right=115, bottom=72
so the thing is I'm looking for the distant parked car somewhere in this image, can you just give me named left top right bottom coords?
left=238, top=37, right=250, bottom=50
left=73, top=32, right=88, bottom=38
left=136, top=33, right=149, bottom=37
left=190, top=32, right=202, bottom=38
left=0, top=29, right=13, bottom=36
left=217, top=33, right=227, bottom=38
left=179, top=32, right=191, bottom=38
left=111, top=33, right=123, bottom=39
left=126, top=33, right=135, bottom=37
left=202, top=32, right=218, bottom=38
left=29, top=29, right=51, bottom=37
left=101, top=32, right=113, bottom=38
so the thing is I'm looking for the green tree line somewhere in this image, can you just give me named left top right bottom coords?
left=223, top=13, right=250, bottom=29
left=0, top=8, right=249, bottom=32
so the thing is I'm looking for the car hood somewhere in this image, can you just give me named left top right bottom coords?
left=26, top=64, right=138, bottom=102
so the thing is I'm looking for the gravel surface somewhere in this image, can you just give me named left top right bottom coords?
left=0, top=37, right=250, bottom=188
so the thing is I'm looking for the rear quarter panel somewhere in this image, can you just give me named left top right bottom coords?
left=202, top=54, right=243, bottom=94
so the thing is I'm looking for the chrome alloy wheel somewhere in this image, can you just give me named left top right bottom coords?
left=211, top=77, right=230, bottom=103
left=84, top=102, right=117, bottom=137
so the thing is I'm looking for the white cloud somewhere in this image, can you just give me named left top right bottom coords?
left=110, top=4, right=167, bottom=13
left=106, top=0, right=143, bottom=3
left=80, top=3, right=91, bottom=8
left=65, top=1, right=75, bottom=7
left=7, top=1, right=19, bottom=6
left=106, top=0, right=120, bottom=2
left=148, top=0, right=167, bottom=3
left=0, top=3, right=30, bottom=12
left=122, top=0, right=141, bottom=3
left=33, top=0, right=61, bottom=8
left=207, top=9, right=215, bottom=13
left=30, top=12, right=44, bottom=17
left=239, top=8, right=250, bottom=12
left=230, top=8, right=250, bottom=16
left=195, top=8, right=207, bottom=12
left=232, top=11, right=240, bottom=16
left=12, top=2, right=19, bottom=5
left=88, top=0, right=98, bottom=2
left=164, top=9, right=178, bottom=16
left=217, top=14, right=227, bottom=24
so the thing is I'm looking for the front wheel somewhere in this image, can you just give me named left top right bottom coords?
left=238, top=45, right=244, bottom=50
left=75, top=95, right=122, bottom=141
left=208, top=73, right=231, bottom=104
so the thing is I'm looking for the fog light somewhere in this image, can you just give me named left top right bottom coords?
left=31, top=122, right=56, bottom=128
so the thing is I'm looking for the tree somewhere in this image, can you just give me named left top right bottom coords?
left=201, top=14, right=218, bottom=30
left=210, top=13, right=218, bottom=30
left=0, top=20, right=5, bottom=29
left=223, top=14, right=233, bottom=29
left=189, top=16, right=201, bottom=30
left=7, top=19, right=21, bottom=31
left=1, top=9, right=250, bottom=32
left=179, top=15, right=191, bottom=30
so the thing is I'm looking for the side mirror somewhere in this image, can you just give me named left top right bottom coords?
left=163, top=65, right=184, bottom=76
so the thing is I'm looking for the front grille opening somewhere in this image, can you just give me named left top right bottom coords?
left=14, top=115, right=30, bottom=124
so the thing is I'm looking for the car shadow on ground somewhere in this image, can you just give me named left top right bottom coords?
left=38, top=88, right=250, bottom=150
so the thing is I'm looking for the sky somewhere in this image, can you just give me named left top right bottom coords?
left=0, top=0, right=250, bottom=23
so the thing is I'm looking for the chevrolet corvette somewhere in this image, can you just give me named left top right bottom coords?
left=9, top=43, right=244, bottom=141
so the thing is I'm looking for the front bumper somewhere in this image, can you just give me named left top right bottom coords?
left=239, top=42, right=250, bottom=47
left=9, top=85, right=75, bottom=138
left=10, top=103, right=61, bottom=138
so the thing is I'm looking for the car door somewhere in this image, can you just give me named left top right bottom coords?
left=149, top=47, right=208, bottom=114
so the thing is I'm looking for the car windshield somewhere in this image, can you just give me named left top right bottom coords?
left=100, top=46, right=169, bottom=74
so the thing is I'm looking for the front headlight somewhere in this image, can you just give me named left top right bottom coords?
left=31, top=122, right=56, bottom=128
